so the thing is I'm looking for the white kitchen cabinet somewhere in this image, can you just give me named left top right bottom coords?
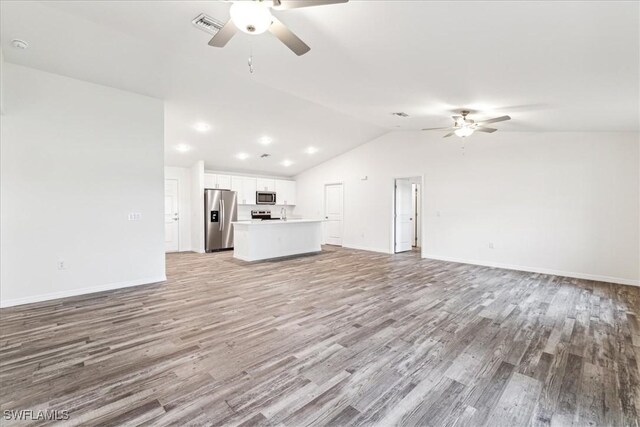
left=256, top=178, right=276, bottom=192
left=204, top=173, right=231, bottom=190
left=232, top=176, right=257, bottom=205
left=275, top=179, right=296, bottom=206
left=242, top=177, right=257, bottom=204
left=216, top=174, right=231, bottom=190
left=231, top=176, right=243, bottom=194
left=204, top=173, right=216, bottom=189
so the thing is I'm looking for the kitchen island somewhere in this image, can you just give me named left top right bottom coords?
left=231, top=219, right=323, bottom=262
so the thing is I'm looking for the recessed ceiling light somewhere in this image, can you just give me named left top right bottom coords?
left=258, top=136, right=273, bottom=145
left=175, top=143, right=192, bottom=152
left=236, top=152, right=250, bottom=160
left=193, top=122, right=211, bottom=132
left=305, top=146, right=318, bottom=154
left=281, top=159, right=293, bottom=167
left=11, top=39, right=28, bottom=49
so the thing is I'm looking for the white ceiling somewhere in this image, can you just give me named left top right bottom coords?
left=2, top=1, right=638, bottom=176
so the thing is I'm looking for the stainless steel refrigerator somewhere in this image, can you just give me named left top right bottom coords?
left=205, top=189, right=238, bottom=252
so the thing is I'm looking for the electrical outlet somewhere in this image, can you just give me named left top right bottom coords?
left=57, top=260, right=66, bottom=270
left=489, top=242, right=494, bottom=249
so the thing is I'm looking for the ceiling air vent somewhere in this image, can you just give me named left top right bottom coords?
left=260, top=154, right=271, bottom=158
left=192, top=13, right=225, bottom=35
left=391, top=112, right=410, bottom=118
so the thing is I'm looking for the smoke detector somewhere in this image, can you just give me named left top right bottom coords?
left=11, top=39, right=28, bottom=49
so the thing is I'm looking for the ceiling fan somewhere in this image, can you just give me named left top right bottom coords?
left=208, top=0, right=348, bottom=56
left=422, top=111, right=511, bottom=138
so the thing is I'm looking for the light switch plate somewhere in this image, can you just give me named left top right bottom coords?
left=128, top=212, right=142, bottom=221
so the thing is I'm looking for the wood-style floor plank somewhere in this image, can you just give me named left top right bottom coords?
left=1, top=247, right=639, bottom=426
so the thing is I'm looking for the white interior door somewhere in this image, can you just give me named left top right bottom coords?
left=324, top=183, right=343, bottom=246
left=164, top=179, right=180, bottom=252
left=395, top=179, right=413, bottom=253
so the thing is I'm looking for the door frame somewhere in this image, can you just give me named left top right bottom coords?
left=164, top=178, right=180, bottom=253
left=411, top=182, right=421, bottom=248
left=323, top=182, right=344, bottom=246
left=392, top=175, right=424, bottom=254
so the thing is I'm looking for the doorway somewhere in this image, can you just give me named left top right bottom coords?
left=394, top=177, right=422, bottom=253
left=324, top=183, right=343, bottom=246
left=164, top=178, right=180, bottom=252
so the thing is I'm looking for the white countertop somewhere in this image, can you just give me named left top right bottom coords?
left=232, top=219, right=324, bottom=226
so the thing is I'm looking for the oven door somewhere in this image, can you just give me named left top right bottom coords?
left=256, top=191, right=276, bottom=205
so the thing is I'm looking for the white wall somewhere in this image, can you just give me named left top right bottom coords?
left=295, top=131, right=640, bottom=286
left=190, top=161, right=205, bottom=253
left=0, top=49, right=5, bottom=114
left=0, top=63, right=166, bottom=307
left=164, top=166, right=192, bottom=252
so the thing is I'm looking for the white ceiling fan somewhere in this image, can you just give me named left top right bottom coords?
left=208, top=0, right=349, bottom=56
left=422, top=111, right=511, bottom=138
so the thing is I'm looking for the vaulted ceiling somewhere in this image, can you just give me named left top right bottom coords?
left=2, top=1, right=638, bottom=176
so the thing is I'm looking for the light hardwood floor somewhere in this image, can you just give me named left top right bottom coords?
left=1, top=247, right=639, bottom=426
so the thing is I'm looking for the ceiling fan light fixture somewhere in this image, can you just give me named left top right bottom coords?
left=454, top=127, right=475, bottom=138
left=230, top=1, right=273, bottom=35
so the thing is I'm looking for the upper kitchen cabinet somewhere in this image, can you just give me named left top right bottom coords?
left=204, top=173, right=231, bottom=190
left=205, top=173, right=290, bottom=205
left=275, top=179, right=296, bottom=206
left=231, top=176, right=257, bottom=205
left=256, top=178, right=276, bottom=192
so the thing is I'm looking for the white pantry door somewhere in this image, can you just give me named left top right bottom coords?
left=395, top=179, right=413, bottom=253
left=324, top=183, right=343, bottom=246
left=164, top=179, right=180, bottom=253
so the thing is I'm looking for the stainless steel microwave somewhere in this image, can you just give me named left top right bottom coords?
left=256, top=191, right=276, bottom=205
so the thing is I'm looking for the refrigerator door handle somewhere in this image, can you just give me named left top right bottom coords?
left=219, top=199, right=224, bottom=231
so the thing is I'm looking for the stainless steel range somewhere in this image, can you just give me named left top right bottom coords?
left=251, top=210, right=280, bottom=221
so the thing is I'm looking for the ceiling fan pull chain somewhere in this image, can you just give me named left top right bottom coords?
left=248, top=43, right=255, bottom=74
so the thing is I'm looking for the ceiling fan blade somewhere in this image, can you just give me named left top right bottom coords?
left=273, top=0, right=348, bottom=10
left=422, top=127, right=454, bottom=131
left=269, top=17, right=310, bottom=56
left=477, top=115, right=511, bottom=125
left=475, top=127, right=498, bottom=133
left=443, top=132, right=455, bottom=138
left=208, top=20, right=237, bottom=47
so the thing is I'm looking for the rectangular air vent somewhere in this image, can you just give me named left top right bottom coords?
left=192, top=13, right=225, bottom=35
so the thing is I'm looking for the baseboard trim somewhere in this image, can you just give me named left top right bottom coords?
left=421, top=254, right=639, bottom=287
left=343, top=244, right=392, bottom=255
left=0, top=275, right=167, bottom=308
